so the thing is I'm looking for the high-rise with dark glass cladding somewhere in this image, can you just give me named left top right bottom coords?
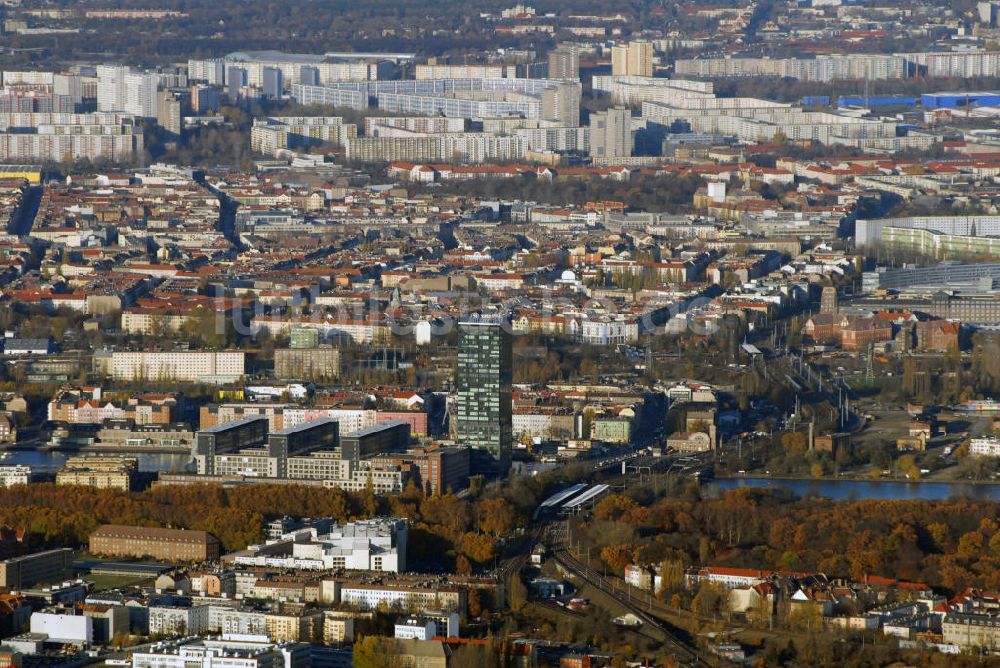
left=456, top=319, right=513, bottom=477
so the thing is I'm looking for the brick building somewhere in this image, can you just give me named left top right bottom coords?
left=89, top=525, right=221, bottom=562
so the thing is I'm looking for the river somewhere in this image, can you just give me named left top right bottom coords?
left=707, top=476, right=1000, bottom=501
left=3, top=450, right=194, bottom=474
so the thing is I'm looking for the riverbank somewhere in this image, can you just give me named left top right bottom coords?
left=714, top=473, right=1000, bottom=486
left=2, top=450, right=193, bottom=474
left=37, top=445, right=192, bottom=455
left=706, top=476, right=1000, bottom=501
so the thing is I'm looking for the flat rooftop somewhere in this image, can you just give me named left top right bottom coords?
left=343, top=421, right=408, bottom=438
left=273, top=417, right=337, bottom=436
left=200, top=416, right=268, bottom=433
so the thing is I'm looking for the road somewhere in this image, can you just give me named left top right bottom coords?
left=9, top=184, right=41, bottom=236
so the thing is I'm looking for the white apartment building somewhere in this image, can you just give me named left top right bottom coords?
left=611, top=41, right=654, bottom=77
left=250, top=117, right=357, bottom=156
left=189, top=53, right=389, bottom=88
left=338, top=585, right=464, bottom=613
left=2, top=71, right=55, bottom=86
left=0, top=115, right=143, bottom=163
left=971, top=438, right=1000, bottom=457
left=415, top=64, right=515, bottom=79
left=207, top=607, right=266, bottom=636
left=104, top=351, right=246, bottom=384
left=0, top=465, right=32, bottom=487
left=394, top=618, right=437, bottom=640
left=579, top=317, right=639, bottom=345
left=97, top=65, right=158, bottom=118
left=675, top=51, right=1000, bottom=82
left=363, top=116, right=465, bottom=134
left=249, top=317, right=389, bottom=344
left=513, top=126, right=589, bottom=152
left=147, top=605, right=210, bottom=636
left=345, top=133, right=525, bottom=164
left=131, top=638, right=298, bottom=668
left=322, top=612, right=355, bottom=643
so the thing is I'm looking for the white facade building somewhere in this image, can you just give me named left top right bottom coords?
left=131, top=637, right=304, bottom=668
left=147, top=605, right=211, bottom=636
left=971, top=438, right=1000, bottom=457
left=394, top=617, right=437, bottom=640
left=105, top=351, right=245, bottom=384
left=97, top=65, right=158, bottom=118
left=0, top=465, right=32, bottom=487
left=232, top=518, right=407, bottom=573
left=30, top=612, right=93, bottom=645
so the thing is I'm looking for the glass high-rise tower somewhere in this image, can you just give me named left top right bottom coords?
left=456, top=319, right=513, bottom=476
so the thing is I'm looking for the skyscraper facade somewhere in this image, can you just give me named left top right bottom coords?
left=456, top=320, right=512, bottom=476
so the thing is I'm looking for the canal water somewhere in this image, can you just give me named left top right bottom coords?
left=3, top=450, right=193, bottom=474
left=708, top=477, right=1000, bottom=501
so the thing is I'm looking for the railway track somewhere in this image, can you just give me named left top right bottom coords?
left=553, top=548, right=712, bottom=668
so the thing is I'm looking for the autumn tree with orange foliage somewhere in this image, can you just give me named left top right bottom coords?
left=571, top=488, right=1000, bottom=594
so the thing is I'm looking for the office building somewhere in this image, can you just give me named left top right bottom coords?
left=195, top=416, right=269, bottom=475
left=0, top=549, right=73, bottom=591
left=340, top=421, right=410, bottom=461
left=541, top=82, right=581, bottom=127
left=589, top=106, right=633, bottom=159
left=456, top=320, right=512, bottom=476
left=97, top=65, right=159, bottom=117
left=89, top=525, right=221, bottom=562
left=269, top=418, right=338, bottom=464
left=612, top=41, right=654, bottom=77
